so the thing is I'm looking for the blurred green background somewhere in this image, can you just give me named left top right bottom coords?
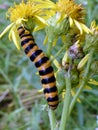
left=0, top=0, right=98, bottom=130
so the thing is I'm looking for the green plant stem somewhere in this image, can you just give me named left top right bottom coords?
left=48, top=109, right=57, bottom=130
left=47, top=40, right=53, bottom=57
left=69, top=49, right=94, bottom=115
left=59, top=72, right=71, bottom=130
left=51, top=44, right=66, bottom=61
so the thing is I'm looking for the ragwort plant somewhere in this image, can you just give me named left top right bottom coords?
left=0, top=0, right=98, bottom=130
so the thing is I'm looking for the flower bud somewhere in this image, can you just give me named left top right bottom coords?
left=69, top=40, right=84, bottom=59
left=77, top=54, right=89, bottom=70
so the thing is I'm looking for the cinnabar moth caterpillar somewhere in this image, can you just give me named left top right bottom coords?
left=18, top=26, right=59, bottom=110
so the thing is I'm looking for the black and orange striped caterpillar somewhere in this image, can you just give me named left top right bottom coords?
left=17, top=26, right=59, bottom=110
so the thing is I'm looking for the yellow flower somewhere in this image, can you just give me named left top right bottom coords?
left=0, top=0, right=48, bottom=49
left=51, top=0, right=92, bottom=34
left=43, top=0, right=92, bottom=47
left=56, top=0, right=92, bottom=34
left=56, top=0, right=84, bottom=23
left=33, top=0, right=85, bottom=24
left=7, top=2, right=39, bottom=22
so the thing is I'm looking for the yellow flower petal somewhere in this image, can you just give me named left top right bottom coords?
left=84, top=85, right=92, bottom=90
left=11, top=28, right=20, bottom=50
left=51, top=56, right=61, bottom=69
left=80, top=23, right=93, bottom=34
left=0, top=23, right=14, bottom=38
left=9, top=29, right=12, bottom=41
left=38, top=88, right=44, bottom=93
left=74, top=19, right=83, bottom=34
left=57, top=14, right=67, bottom=23
left=91, top=20, right=96, bottom=29
left=88, top=79, right=98, bottom=86
left=77, top=54, right=90, bottom=70
left=34, top=25, right=45, bottom=32
left=15, top=18, right=28, bottom=25
left=29, top=0, right=55, bottom=9
left=69, top=17, right=74, bottom=27
left=35, top=15, right=48, bottom=26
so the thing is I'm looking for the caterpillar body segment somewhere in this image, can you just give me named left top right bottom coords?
left=18, top=26, right=59, bottom=110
